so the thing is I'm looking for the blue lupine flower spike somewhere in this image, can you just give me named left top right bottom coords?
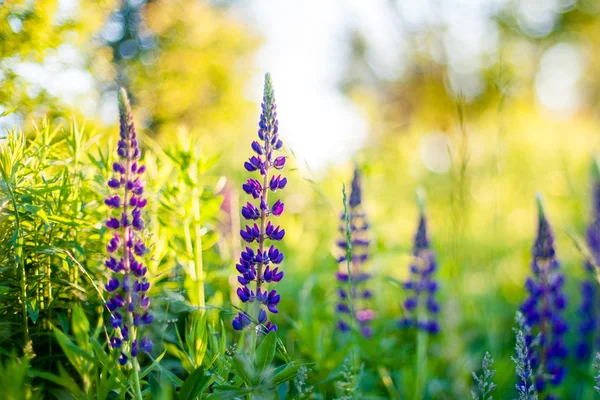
left=399, top=195, right=440, bottom=334
left=234, top=73, right=285, bottom=333
left=520, top=195, right=568, bottom=396
left=335, top=168, right=374, bottom=338
left=105, top=88, right=153, bottom=365
left=576, top=159, right=600, bottom=361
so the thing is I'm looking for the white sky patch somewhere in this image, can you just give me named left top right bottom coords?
left=244, top=0, right=372, bottom=172
left=535, top=42, right=586, bottom=116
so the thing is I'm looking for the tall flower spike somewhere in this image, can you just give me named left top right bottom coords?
left=399, top=195, right=440, bottom=334
left=233, top=73, right=285, bottom=333
left=335, top=168, right=374, bottom=338
left=104, top=88, right=153, bottom=367
left=519, top=195, right=567, bottom=396
left=575, top=159, right=600, bottom=361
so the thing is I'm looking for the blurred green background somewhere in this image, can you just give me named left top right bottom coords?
left=3, top=0, right=600, bottom=398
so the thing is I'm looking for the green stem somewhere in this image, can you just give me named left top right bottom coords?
left=132, top=353, right=143, bottom=400
left=192, top=190, right=205, bottom=312
left=378, top=366, right=402, bottom=400
left=414, top=328, right=428, bottom=400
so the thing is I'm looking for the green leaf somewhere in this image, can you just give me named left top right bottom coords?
left=178, top=365, right=214, bottom=400
left=271, top=362, right=307, bottom=386
left=71, top=306, right=90, bottom=350
left=30, top=364, right=85, bottom=398
left=52, top=326, right=95, bottom=375
left=255, top=331, right=277, bottom=374
left=231, top=354, right=256, bottom=386
left=26, top=301, right=39, bottom=324
left=148, top=354, right=184, bottom=387
left=140, top=350, right=167, bottom=380
left=0, top=107, right=16, bottom=117
left=205, top=386, right=255, bottom=400
left=150, top=373, right=175, bottom=400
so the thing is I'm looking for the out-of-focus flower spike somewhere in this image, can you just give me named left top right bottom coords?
left=399, top=191, right=440, bottom=334
left=334, top=167, right=374, bottom=337
left=519, top=194, right=568, bottom=396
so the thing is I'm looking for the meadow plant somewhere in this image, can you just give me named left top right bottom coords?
left=335, top=168, right=374, bottom=337
left=399, top=201, right=440, bottom=334
left=594, top=353, right=600, bottom=394
left=519, top=196, right=567, bottom=397
left=471, top=352, right=496, bottom=400
left=575, top=160, right=600, bottom=361
left=104, top=89, right=153, bottom=395
left=234, top=73, right=286, bottom=334
left=513, top=312, right=538, bottom=400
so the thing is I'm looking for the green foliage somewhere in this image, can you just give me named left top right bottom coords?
left=0, top=0, right=114, bottom=122
left=32, top=305, right=124, bottom=399
left=0, top=352, right=40, bottom=400
left=0, top=122, right=104, bottom=352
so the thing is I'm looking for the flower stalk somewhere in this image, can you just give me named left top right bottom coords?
left=520, top=195, right=567, bottom=396
left=335, top=169, right=374, bottom=338
left=234, top=73, right=286, bottom=343
left=104, top=88, right=153, bottom=398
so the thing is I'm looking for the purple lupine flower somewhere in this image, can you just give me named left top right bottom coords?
left=335, top=169, right=374, bottom=338
left=233, top=73, right=285, bottom=333
left=575, top=161, right=600, bottom=361
left=520, top=196, right=568, bottom=394
left=399, top=203, right=440, bottom=334
left=104, top=88, right=153, bottom=365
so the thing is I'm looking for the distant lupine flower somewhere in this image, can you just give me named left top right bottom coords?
left=399, top=203, right=440, bottom=334
left=576, top=161, right=600, bottom=361
left=335, top=169, right=374, bottom=338
left=104, top=88, right=153, bottom=365
left=233, top=73, right=285, bottom=333
left=520, top=196, right=567, bottom=395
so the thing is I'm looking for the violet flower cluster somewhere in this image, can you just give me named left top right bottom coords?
left=335, top=169, right=374, bottom=338
left=520, top=198, right=567, bottom=396
left=105, top=89, right=153, bottom=365
left=233, top=73, right=285, bottom=333
left=576, top=162, right=600, bottom=361
left=399, top=207, right=440, bottom=334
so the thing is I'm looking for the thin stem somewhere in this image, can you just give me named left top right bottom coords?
left=131, top=324, right=143, bottom=400
left=250, top=135, right=271, bottom=355
left=414, top=327, right=428, bottom=400
left=192, top=188, right=205, bottom=312
left=413, top=254, right=428, bottom=400
left=121, top=127, right=142, bottom=397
